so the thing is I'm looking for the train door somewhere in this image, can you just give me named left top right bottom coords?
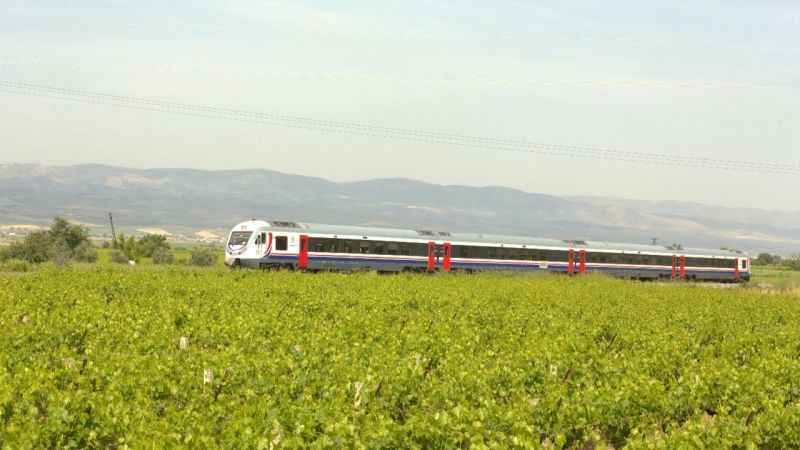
left=671, top=255, right=686, bottom=280
left=672, top=255, right=677, bottom=280
left=255, top=232, right=264, bottom=256
left=680, top=255, right=686, bottom=280
left=255, top=232, right=271, bottom=258
left=426, top=242, right=452, bottom=272
left=298, top=235, right=309, bottom=269
left=579, top=250, right=587, bottom=274
left=567, top=249, right=573, bottom=275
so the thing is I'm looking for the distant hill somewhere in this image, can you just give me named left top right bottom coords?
left=1, top=163, right=798, bottom=254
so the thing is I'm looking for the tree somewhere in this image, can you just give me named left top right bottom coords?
left=5, top=217, right=95, bottom=264
left=49, top=217, right=89, bottom=251
left=754, top=253, right=781, bottom=266
left=137, top=234, right=170, bottom=258
left=6, top=231, right=52, bottom=264
left=114, top=233, right=140, bottom=261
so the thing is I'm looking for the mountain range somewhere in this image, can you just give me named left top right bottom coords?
left=1, top=163, right=798, bottom=254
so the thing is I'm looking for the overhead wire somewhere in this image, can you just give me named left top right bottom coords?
left=1, top=79, right=798, bottom=175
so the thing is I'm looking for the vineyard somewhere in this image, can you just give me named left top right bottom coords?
left=2, top=266, right=800, bottom=448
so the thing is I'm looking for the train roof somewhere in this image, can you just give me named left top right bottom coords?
left=245, top=220, right=745, bottom=258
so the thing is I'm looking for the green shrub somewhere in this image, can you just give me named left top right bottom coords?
left=114, top=233, right=140, bottom=261
left=50, top=242, right=72, bottom=267
left=0, top=258, right=31, bottom=272
left=6, top=230, right=52, bottom=263
left=137, top=234, right=170, bottom=258
left=4, top=218, right=95, bottom=265
left=0, top=245, right=9, bottom=262
left=189, top=247, right=217, bottom=267
left=110, top=249, right=130, bottom=264
left=73, top=241, right=98, bottom=263
left=49, top=217, right=89, bottom=250
left=152, top=247, right=175, bottom=265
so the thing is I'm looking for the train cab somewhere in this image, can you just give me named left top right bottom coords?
left=224, top=220, right=268, bottom=267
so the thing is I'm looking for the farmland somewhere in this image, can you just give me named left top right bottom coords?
left=2, top=266, right=800, bottom=448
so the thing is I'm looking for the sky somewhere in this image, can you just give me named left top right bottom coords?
left=1, top=0, right=799, bottom=210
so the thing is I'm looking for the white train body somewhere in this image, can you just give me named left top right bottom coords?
left=224, top=220, right=750, bottom=282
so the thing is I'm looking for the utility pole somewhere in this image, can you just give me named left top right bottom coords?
left=651, top=237, right=659, bottom=246
left=108, top=212, right=117, bottom=245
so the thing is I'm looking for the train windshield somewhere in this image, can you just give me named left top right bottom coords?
left=228, top=231, right=252, bottom=246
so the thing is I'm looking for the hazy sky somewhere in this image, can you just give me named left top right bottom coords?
left=1, top=1, right=799, bottom=210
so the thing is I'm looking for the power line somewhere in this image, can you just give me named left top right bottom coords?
left=1, top=79, right=798, bottom=175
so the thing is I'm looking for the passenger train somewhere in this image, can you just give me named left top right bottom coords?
left=225, top=220, right=750, bottom=283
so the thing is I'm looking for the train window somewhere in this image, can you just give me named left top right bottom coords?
left=686, top=257, right=702, bottom=268
left=275, top=236, right=288, bottom=251
left=373, top=243, right=385, bottom=254
left=741, top=259, right=748, bottom=270
left=542, top=250, right=568, bottom=262
left=387, top=243, right=398, bottom=255
left=228, top=231, right=252, bottom=246
left=359, top=242, right=370, bottom=254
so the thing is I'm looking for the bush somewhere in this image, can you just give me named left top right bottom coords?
left=113, top=233, right=170, bottom=261
left=73, top=241, right=98, bottom=263
left=189, top=247, right=218, bottom=267
left=6, top=231, right=52, bottom=264
left=114, top=233, right=139, bottom=261
left=152, top=247, right=175, bottom=265
left=4, top=218, right=96, bottom=265
left=0, top=259, right=31, bottom=272
left=110, top=249, right=130, bottom=264
left=49, top=217, right=89, bottom=250
left=50, top=242, right=73, bottom=267
left=137, top=234, right=170, bottom=258
left=755, top=253, right=776, bottom=266
left=0, top=246, right=9, bottom=262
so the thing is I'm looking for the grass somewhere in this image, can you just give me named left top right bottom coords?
left=749, top=266, right=800, bottom=295
left=2, top=265, right=800, bottom=448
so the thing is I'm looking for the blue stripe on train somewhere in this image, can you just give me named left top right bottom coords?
left=262, top=254, right=741, bottom=276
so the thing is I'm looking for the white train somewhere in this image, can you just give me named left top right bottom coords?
left=225, top=220, right=750, bottom=282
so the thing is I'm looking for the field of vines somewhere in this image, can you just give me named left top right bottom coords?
left=2, top=266, right=800, bottom=449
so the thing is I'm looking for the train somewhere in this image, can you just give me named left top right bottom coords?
left=224, top=220, right=750, bottom=283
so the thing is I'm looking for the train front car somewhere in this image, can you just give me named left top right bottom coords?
left=224, top=220, right=270, bottom=268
